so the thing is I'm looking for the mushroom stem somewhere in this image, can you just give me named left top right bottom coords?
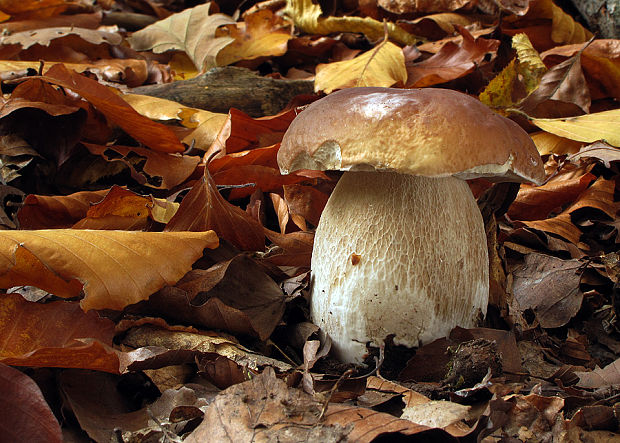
left=311, top=171, right=489, bottom=363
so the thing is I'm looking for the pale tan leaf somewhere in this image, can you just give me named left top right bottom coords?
left=0, top=27, right=121, bottom=50
left=531, top=109, right=620, bottom=147
left=126, top=3, right=235, bottom=72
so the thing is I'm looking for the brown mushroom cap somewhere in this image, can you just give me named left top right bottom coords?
left=278, top=87, right=545, bottom=184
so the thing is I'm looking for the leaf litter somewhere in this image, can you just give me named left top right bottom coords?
left=0, top=0, right=618, bottom=440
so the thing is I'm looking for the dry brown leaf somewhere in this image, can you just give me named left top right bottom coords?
left=0, top=230, right=218, bottom=311
left=83, top=143, right=200, bottom=189
left=127, top=2, right=235, bottom=72
left=542, top=40, right=620, bottom=101
left=509, top=168, right=596, bottom=221
left=378, top=0, right=472, bottom=14
left=575, top=357, right=620, bottom=389
left=0, top=294, right=119, bottom=372
left=0, top=363, right=62, bottom=443
left=166, top=169, right=265, bottom=251
left=568, top=142, right=620, bottom=168
left=215, top=9, right=293, bottom=66
left=511, top=253, right=584, bottom=328
left=60, top=370, right=149, bottom=443
left=0, top=27, right=121, bottom=50
left=283, top=0, right=417, bottom=46
left=315, top=40, right=407, bottom=93
left=41, top=64, right=185, bottom=153
left=144, top=255, right=285, bottom=340
left=0, top=0, right=75, bottom=19
left=18, top=189, right=108, bottom=229
left=531, top=131, right=584, bottom=155
left=406, top=27, right=499, bottom=88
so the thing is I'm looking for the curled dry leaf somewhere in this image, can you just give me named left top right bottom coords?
left=145, top=254, right=285, bottom=340
left=83, top=143, right=200, bottom=189
left=511, top=253, right=584, bottom=328
left=0, top=363, right=62, bottom=443
left=60, top=370, right=150, bottom=443
left=378, top=0, right=473, bottom=14
left=315, top=40, right=407, bottom=93
left=0, top=294, right=119, bottom=373
left=119, top=325, right=291, bottom=373
left=531, top=131, right=584, bottom=156
left=283, top=0, right=418, bottom=46
left=568, top=141, right=620, bottom=168
left=0, top=230, right=218, bottom=311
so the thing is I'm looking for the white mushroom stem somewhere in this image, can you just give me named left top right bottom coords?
left=311, top=171, right=489, bottom=363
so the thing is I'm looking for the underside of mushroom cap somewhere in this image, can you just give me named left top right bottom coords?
left=278, top=87, right=545, bottom=185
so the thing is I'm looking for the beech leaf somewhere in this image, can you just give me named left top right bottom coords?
left=0, top=230, right=218, bottom=311
left=531, top=109, right=620, bottom=146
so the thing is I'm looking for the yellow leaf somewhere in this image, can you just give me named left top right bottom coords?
left=0, top=230, right=219, bottom=311
left=512, top=33, right=546, bottom=93
left=531, top=110, right=620, bottom=147
left=216, top=9, right=293, bottom=66
left=315, top=41, right=407, bottom=93
left=283, top=0, right=417, bottom=46
left=531, top=131, right=583, bottom=155
left=480, top=34, right=546, bottom=109
left=522, top=0, right=592, bottom=45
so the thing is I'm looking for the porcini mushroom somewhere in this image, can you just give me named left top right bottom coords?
left=277, top=87, right=544, bottom=363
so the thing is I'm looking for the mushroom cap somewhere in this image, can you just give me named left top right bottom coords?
left=278, top=87, right=545, bottom=185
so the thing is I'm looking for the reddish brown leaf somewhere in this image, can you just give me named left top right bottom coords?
left=41, top=64, right=185, bottom=153
left=0, top=363, right=62, bottom=443
left=264, top=229, right=314, bottom=267
left=166, top=169, right=265, bottom=251
left=18, top=189, right=107, bottom=229
left=405, top=27, right=499, bottom=88
left=72, top=186, right=151, bottom=230
left=509, top=170, right=597, bottom=221
left=283, top=184, right=329, bottom=227
left=83, top=143, right=200, bottom=189
left=0, top=294, right=119, bottom=373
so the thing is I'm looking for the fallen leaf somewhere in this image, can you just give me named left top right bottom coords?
left=41, top=64, right=185, bottom=153
left=0, top=0, right=73, bottom=19
left=512, top=253, right=584, bottom=328
left=0, top=230, right=218, bottom=311
left=406, top=27, right=499, bottom=88
left=519, top=42, right=591, bottom=116
left=144, top=255, right=285, bottom=340
left=531, top=131, right=584, bottom=155
left=315, top=40, right=407, bottom=93
left=17, top=189, right=107, bottom=229
left=0, top=26, right=121, bottom=50
left=377, top=0, right=473, bottom=14
left=60, top=370, right=149, bottom=443
left=83, top=143, right=200, bottom=189
left=575, top=356, right=620, bottom=389
left=0, top=363, right=62, bottom=443
left=215, top=9, right=293, bottom=66
left=127, top=3, right=235, bottom=72
left=531, top=109, right=620, bottom=147
left=567, top=141, right=620, bottom=168
left=283, top=0, right=417, bottom=46
left=0, top=294, right=119, bottom=372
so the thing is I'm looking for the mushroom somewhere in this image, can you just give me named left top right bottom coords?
left=277, top=87, right=544, bottom=363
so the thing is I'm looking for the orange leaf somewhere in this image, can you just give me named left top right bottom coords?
left=406, top=27, right=499, bottom=88
left=0, top=294, right=119, bottom=373
left=0, top=230, right=219, bottom=311
left=41, top=64, right=185, bottom=153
